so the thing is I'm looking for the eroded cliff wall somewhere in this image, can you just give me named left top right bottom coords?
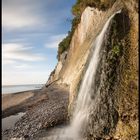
left=46, top=0, right=138, bottom=139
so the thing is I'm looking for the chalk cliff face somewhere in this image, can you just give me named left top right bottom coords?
left=47, top=1, right=123, bottom=107
left=46, top=0, right=138, bottom=139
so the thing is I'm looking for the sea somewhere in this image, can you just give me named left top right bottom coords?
left=2, top=84, right=44, bottom=94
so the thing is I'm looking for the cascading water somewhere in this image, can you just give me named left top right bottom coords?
left=66, top=10, right=121, bottom=140
left=42, top=10, right=121, bottom=140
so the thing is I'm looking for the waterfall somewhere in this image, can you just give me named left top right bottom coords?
left=43, top=10, right=121, bottom=140
left=66, top=10, right=121, bottom=140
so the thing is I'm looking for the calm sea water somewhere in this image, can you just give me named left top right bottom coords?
left=2, top=84, right=44, bottom=94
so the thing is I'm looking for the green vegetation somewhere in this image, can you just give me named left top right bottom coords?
left=57, top=0, right=116, bottom=60
left=106, top=11, right=130, bottom=87
left=57, top=16, right=80, bottom=60
left=112, top=45, right=121, bottom=56
left=72, top=0, right=116, bottom=16
left=57, top=33, right=71, bottom=59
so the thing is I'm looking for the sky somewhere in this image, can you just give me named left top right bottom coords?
left=2, top=0, right=76, bottom=85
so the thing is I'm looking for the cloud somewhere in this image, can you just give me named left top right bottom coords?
left=2, top=0, right=45, bottom=30
left=2, top=0, right=73, bottom=32
left=2, top=10, right=41, bottom=30
left=2, top=71, right=50, bottom=85
left=15, top=64, right=31, bottom=69
left=2, top=0, right=74, bottom=85
left=45, top=34, right=67, bottom=48
left=2, top=43, right=46, bottom=64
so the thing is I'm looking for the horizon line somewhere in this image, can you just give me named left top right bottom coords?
left=2, top=83, right=45, bottom=87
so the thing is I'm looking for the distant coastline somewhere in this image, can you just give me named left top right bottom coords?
left=2, top=84, right=44, bottom=94
left=2, top=83, right=44, bottom=87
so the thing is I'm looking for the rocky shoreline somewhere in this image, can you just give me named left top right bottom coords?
left=2, top=84, right=69, bottom=140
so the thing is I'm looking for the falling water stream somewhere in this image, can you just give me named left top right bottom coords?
left=65, top=10, right=121, bottom=140
left=36, top=10, right=121, bottom=140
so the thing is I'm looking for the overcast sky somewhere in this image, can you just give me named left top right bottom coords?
left=2, top=0, right=76, bottom=85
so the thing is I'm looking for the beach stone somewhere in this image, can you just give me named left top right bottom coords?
left=3, top=84, right=69, bottom=139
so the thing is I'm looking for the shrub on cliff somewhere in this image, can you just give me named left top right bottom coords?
left=57, top=16, right=80, bottom=60
left=57, top=35, right=71, bottom=60
left=72, top=0, right=116, bottom=16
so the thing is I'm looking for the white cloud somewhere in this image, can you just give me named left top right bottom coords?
left=2, top=0, right=45, bottom=30
left=2, top=0, right=73, bottom=86
left=2, top=71, right=50, bottom=85
left=45, top=34, right=67, bottom=48
left=2, top=10, right=40, bottom=29
left=15, top=64, right=30, bottom=69
left=2, top=60, right=16, bottom=65
left=2, top=43, right=46, bottom=64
